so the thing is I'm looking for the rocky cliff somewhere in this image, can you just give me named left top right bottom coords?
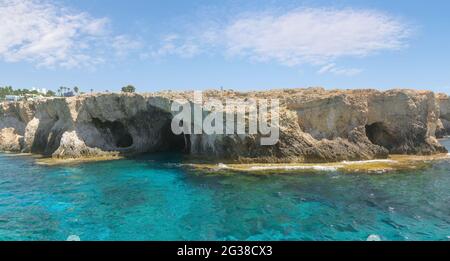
left=437, top=93, right=450, bottom=138
left=0, top=88, right=447, bottom=163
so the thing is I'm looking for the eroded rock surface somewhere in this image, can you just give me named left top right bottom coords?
left=437, top=93, right=450, bottom=138
left=0, top=88, right=447, bottom=163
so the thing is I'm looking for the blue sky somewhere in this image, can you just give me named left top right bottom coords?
left=0, top=0, right=449, bottom=94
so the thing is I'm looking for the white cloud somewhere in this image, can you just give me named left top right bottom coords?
left=146, top=34, right=200, bottom=59
left=221, top=8, right=410, bottom=66
left=156, top=7, right=411, bottom=74
left=317, top=63, right=362, bottom=76
left=0, top=0, right=139, bottom=68
left=0, top=2, right=411, bottom=73
left=112, top=35, right=143, bottom=57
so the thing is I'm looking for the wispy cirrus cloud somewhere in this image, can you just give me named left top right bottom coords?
left=0, top=0, right=140, bottom=68
left=0, top=1, right=412, bottom=75
left=156, top=7, right=412, bottom=76
left=112, top=35, right=143, bottom=57
left=222, top=8, right=410, bottom=66
left=142, top=34, right=200, bottom=59
left=317, top=63, right=363, bottom=76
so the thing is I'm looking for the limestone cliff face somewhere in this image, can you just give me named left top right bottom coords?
left=0, top=88, right=447, bottom=163
left=437, top=93, right=450, bottom=137
left=0, top=94, right=177, bottom=158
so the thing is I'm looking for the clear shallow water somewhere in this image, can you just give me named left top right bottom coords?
left=0, top=140, right=449, bottom=241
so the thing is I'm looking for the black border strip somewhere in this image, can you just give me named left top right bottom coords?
left=0, top=241, right=448, bottom=259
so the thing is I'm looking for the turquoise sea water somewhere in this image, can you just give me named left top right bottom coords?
left=0, top=140, right=449, bottom=241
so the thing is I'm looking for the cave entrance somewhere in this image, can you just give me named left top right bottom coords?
left=92, top=118, right=134, bottom=149
left=165, top=132, right=190, bottom=153
left=365, top=122, right=397, bottom=150
left=161, top=120, right=190, bottom=153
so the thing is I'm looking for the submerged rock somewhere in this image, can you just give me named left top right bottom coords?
left=66, top=235, right=81, bottom=241
left=367, top=234, right=382, bottom=241
left=0, top=88, right=447, bottom=163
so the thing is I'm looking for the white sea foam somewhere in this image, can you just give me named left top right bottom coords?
left=248, top=165, right=340, bottom=171
left=341, top=159, right=398, bottom=164
left=164, top=163, right=183, bottom=168
left=217, top=163, right=229, bottom=169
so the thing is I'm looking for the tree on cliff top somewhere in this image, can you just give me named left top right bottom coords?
left=1, top=86, right=54, bottom=98
left=121, top=85, right=136, bottom=93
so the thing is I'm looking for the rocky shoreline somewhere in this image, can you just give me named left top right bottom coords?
left=0, top=88, right=449, bottom=164
left=191, top=153, right=450, bottom=174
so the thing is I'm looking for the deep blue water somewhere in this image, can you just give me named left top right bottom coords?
left=0, top=140, right=449, bottom=241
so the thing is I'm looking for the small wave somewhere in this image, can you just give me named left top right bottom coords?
left=371, top=169, right=394, bottom=174
left=202, top=163, right=230, bottom=172
left=341, top=159, right=398, bottom=164
left=248, top=165, right=340, bottom=171
left=164, top=163, right=184, bottom=168
left=217, top=163, right=229, bottom=169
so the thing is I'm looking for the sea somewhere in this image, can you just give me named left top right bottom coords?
left=0, top=139, right=449, bottom=241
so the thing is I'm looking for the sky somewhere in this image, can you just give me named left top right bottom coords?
left=0, top=0, right=449, bottom=94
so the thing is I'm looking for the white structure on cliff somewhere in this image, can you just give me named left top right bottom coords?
left=31, top=87, right=47, bottom=95
left=4, top=95, right=22, bottom=102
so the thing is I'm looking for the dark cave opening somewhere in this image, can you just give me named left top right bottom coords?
left=116, top=131, right=133, bottom=148
left=160, top=120, right=190, bottom=153
left=92, top=118, right=134, bottom=148
left=166, top=132, right=190, bottom=153
left=365, top=122, right=397, bottom=150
